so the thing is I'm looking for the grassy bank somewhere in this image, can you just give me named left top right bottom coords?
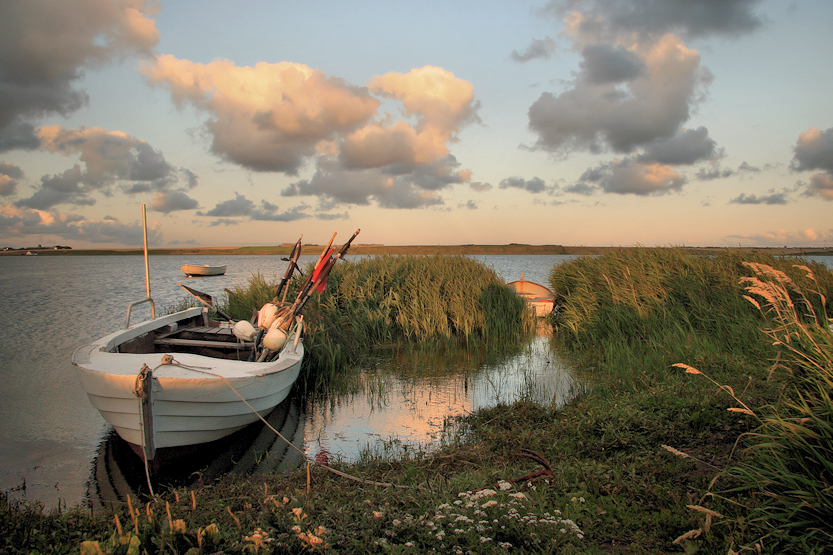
left=2, top=250, right=832, bottom=553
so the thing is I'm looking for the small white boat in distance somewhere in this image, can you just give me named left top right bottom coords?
left=507, top=274, right=555, bottom=317
left=72, top=306, right=304, bottom=462
left=181, top=264, right=226, bottom=277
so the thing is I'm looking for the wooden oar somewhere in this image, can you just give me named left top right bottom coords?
left=178, top=282, right=234, bottom=322
left=273, top=235, right=303, bottom=303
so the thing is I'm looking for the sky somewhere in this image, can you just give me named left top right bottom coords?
left=1, top=0, right=831, bottom=249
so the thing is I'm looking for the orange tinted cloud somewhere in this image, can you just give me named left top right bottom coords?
left=141, top=55, right=380, bottom=173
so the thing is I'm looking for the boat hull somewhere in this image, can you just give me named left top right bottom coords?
left=72, top=307, right=303, bottom=455
left=181, top=264, right=226, bottom=276
left=507, top=279, right=555, bottom=317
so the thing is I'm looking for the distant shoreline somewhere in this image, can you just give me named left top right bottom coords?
left=3, top=244, right=832, bottom=257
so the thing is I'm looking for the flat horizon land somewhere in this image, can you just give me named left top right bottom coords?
left=3, top=244, right=833, bottom=257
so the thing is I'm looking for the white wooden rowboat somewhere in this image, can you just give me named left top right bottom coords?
left=72, top=305, right=303, bottom=461
left=507, top=275, right=555, bottom=317
left=73, top=206, right=305, bottom=464
left=181, top=264, right=226, bottom=276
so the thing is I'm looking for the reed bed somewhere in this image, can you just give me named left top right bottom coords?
left=711, top=261, right=833, bottom=552
left=548, top=248, right=833, bottom=552
left=6, top=249, right=832, bottom=553
left=548, top=248, right=832, bottom=393
left=272, top=254, right=534, bottom=385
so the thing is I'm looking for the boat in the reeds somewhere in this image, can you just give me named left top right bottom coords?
left=181, top=264, right=226, bottom=277
left=72, top=304, right=305, bottom=462
left=507, top=274, right=555, bottom=317
left=73, top=205, right=359, bottom=467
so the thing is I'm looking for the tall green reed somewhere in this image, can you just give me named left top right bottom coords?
left=548, top=248, right=832, bottom=393
left=218, top=255, right=534, bottom=388
left=297, top=255, right=534, bottom=384
left=717, top=262, right=833, bottom=552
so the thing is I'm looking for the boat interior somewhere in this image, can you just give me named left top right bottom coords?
left=117, top=312, right=256, bottom=360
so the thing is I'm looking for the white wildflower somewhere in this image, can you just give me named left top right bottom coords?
left=472, top=489, right=497, bottom=499
left=497, top=481, right=512, bottom=491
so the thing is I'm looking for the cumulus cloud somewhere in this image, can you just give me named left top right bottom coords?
left=12, top=125, right=187, bottom=209
left=143, top=59, right=479, bottom=209
left=696, top=166, right=734, bottom=181
left=38, top=126, right=174, bottom=186
left=528, top=34, right=712, bottom=155
left=527, top=1, right=768, bottom=196
left=151, top=190, right=198, bottom=213
left=342, top=66, right=479, bottom=170
left=511, top=37, right=558, bottom=62
left=638, top=127, right=719, bottom=165
left=141, top=56, right=380, bottom=174
left=0, top=163, right=23, bottom=196
left=15, top=165, right=95, bottom=209
left=0, top=204, right=162, bottom=245
left=251, top=200, right=310, bottom=222
left=284, top=166, right=446, bottom=210
left=499, top=176, right=548, bottom=193
left=729, top=192, right=789, bottom=205
left=696, top=161, right=760, bottom=181
left=791, top=128, right=833, bottom=200
left=544, top=0, right=765, bottom=42
left=727, top=227, right=833, bottom=248
left=804, top=173, right=833, bottom=201
left=0, top=0, right=159, bottom=151
left=198, top=193, right=312, bottom=223
left=562, top=182, right=597, bottom=195
left=580, top=44, right=645, bottom=84
left=578, top=158, right=686, bottom=195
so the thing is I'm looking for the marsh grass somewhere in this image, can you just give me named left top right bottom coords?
left=691, top=261, right=833, bottom=553
left=548, top=248, right=832, bottom=395
left=6, top=249, right=833, bottom=553
left=270, top=255, right=535, bottom=388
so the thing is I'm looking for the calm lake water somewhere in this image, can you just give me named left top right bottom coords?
left=0, top=252, right=582, bottom=510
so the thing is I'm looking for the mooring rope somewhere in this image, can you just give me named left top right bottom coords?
left=132, top=364, right=155, bottom=497
left=134, top=350, right=419, bottom=493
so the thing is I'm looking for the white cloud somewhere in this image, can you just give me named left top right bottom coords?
left=0, top=0, right=159, bottom=151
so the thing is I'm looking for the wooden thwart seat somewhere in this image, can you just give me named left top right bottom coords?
left=154, top=325, right=253, bottom=350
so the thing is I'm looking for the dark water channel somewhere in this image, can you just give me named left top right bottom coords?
left=0, top=252, right=589, bottom=509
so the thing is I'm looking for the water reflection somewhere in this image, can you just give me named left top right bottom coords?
left=88, top=397, right=305, bottom=509
left=303, top=327, right=580, bottom=463
left=87, top=327, right=579, bottom=505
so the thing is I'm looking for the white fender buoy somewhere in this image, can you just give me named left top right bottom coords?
left=233, top=320, right=257, bottom=342
left=263, top=319, right=288, bottom=351
left=257, top=303, right=279, bottom=329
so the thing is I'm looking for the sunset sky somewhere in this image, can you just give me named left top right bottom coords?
left=1, top=0, right=831, bottom=249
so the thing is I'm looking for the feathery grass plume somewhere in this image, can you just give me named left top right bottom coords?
left=722, top=261, right=833, bottom=552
